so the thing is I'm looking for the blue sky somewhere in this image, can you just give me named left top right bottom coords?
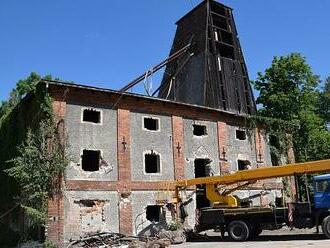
left=1, top=0, right=330, bottom=102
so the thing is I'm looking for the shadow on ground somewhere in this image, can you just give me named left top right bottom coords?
left=188, top=233, right=327, bottom=243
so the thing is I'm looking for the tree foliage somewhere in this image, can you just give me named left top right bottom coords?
left=0, top=73, right=66, bottom=244
left=253, top=53, right=330, bottom=162
left=5, top=120, right=67, bottom=224
left=318, top=76, right=330, bottom=123
left=0, top=72, right=51, bottom=120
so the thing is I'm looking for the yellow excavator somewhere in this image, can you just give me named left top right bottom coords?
left=172, top=159, right=330, bottom=241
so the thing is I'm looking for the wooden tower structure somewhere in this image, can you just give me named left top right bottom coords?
left=158, top=0, right=256, bottom=114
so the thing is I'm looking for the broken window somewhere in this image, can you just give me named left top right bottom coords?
left=83, top=108, right=101, bottom=123
left=220, top=30, right=233, bottom=45
left=145, top=152, right=160, bottom=173
left=79, top=199, right=96, bottom=207
left=193, top=124, right=207, bottom=136
left=217, top=43, right=235, bottom=59
left=212, top=14, right=228, bottom=30
left=236, top=130, right=246, bottom=140
left=238, top=160, right=251, bottom=171
left=82, top=150, right=100, bottom=171
left=211, top=2, right=227, bottom=17
left=146, top=205, right=161, bottom=222
left=143, top=117, right=159, bottom=131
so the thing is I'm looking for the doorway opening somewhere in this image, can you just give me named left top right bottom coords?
left=194, top=158, right=212, bottom=209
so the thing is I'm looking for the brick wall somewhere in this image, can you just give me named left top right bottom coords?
left=119, top=198, right=133, bottom=235
left=217, top=121, right=229, bottom=174
left=46, top=96, right=66, bottom=246
left=286, top=133, right=296, bottom=200
left=286, top=133, right=295, bottom=163
left=255, top=128, right=265, bottom=164
left=172, top=116, right=185, bottom=179
left=49, top=84, right=244, bottom=125
left=117, top=109, right=131, bottom=184
left=46, top=84, right=285, bottom=244
left=117, top=108, right=133, bottom=234
left=46, top=195, right=64, bottom=245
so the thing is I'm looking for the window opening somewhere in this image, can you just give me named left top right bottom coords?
left=82, top=150, right=100, bottom=171
left=212, top=14, right=227, bottom=30
left=83, top=109, right=101, bottom=123
left=193, top=124, right=207, bottom=136
left=211, top=2, right=227, bottom=17
left=315, top=180, right=330, bottom=193
left=217, top=43, right=235, bottom=59
left=144, top=117, right=159, bottom=131
left=220, top=30, right=233, bottom=45
left=145, top=152, right=160, bottom=173
left=79, top=200, right=96, bottom=207
left=237, top=160, right=251, bottom=171
left=146, top=205, right=161, bottom=222
left=236, top=130, right=246, bottom=140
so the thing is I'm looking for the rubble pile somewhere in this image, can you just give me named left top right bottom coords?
left=66, top=231, right=176, bottom=248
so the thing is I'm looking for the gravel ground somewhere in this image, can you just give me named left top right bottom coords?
left=174, top=227, right=330, bottom=248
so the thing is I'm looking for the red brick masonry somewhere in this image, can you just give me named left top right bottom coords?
left=172, top=116, right=185, bottom=179
left=217, top=121, right=229, bottom=174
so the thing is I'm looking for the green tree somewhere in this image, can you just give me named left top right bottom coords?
left=0, top=72, right=52, bottom=120
left=318, top=76, right=330, bottom=123
left=5, top=120, right=67, bottom=225
left=253, top=53, right=330, bottom=162
left=253, top=53, right=319, bottom=121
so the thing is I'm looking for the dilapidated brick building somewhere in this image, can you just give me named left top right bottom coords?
left=46, top=78, right=275, bottom=245
left=1, top=1, right=292, bottom=247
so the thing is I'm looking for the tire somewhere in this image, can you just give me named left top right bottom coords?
left=228, top=220, right=250, bottom=241
left=322, top=215, right=330, bottom=238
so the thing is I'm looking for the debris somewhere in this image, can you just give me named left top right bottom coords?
left=66, top=232, right=172, bottom=248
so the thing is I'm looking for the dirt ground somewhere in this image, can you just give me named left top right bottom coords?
left=174, top=227, right=330, bottom=248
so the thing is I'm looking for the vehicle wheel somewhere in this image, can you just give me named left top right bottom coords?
left=228, top=220, right=250, bottom=241
left=322, top=215, right=330, bottom=238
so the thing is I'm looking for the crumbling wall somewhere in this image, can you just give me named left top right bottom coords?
left=183, top=119, right=220, bottom=178
left=226, top=124, right=272, bottom=171
left=131, top=191, right=196, bottom=236
left=226, top=124, right=258, bottom=171
left=64, top=191, right=119, bottom=242
left=65, top=103, right=118, bottom=181
left=130, top=112, right=174, bottom=181
left=226, top=124, right=280, bottom=206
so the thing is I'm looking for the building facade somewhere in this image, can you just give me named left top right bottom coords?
left=0, top=1, right=291, bottom=246
left=46, top=80, right=278, bottom=245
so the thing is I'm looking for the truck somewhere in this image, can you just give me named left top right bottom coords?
left=173, top=159, right=330, bottom=241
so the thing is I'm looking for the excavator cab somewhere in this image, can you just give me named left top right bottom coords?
left=314, top=174, right=330, bottom=209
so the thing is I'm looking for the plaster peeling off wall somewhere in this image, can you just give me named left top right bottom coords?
left=64, top=191, right=119, bottom=242
left=65, top=103, right=118, bottom=181
left=77, top=200, right=107, bottom=234
left=131, top=191, right=196, bottom=235
left=183, top=119, right=220, bottom=179
left=130, top=112, right=175, bottom=181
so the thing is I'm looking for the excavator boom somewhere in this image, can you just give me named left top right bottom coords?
left=175, top=159, right=330, bottom=188
left=174, top=159, right=330, bottom=207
